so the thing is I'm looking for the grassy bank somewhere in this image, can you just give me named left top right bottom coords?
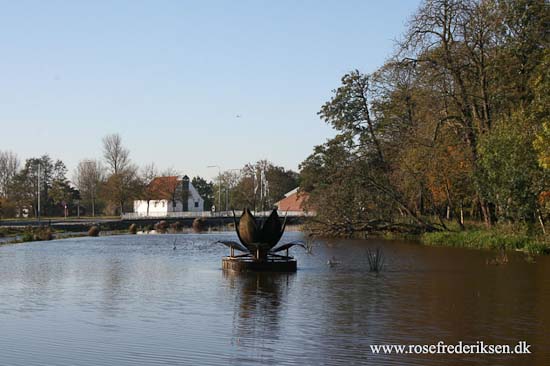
left=421, top=229, right=549, bottom=255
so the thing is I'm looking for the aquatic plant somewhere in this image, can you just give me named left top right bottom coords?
left=487, top=245, right=509, bottom=265
left=366, top=247, right=384, bottom=272
left=216, top=209, right=305, bottom=261
left=304, top=237, right=314, bottom=255
left=327, top=256, right=340, bottom=267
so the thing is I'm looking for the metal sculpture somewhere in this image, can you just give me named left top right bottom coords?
left=217, top=209, right=304, bottom=271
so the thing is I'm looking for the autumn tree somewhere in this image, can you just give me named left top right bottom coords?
left=300, top=0, right=549, bottom=235
left=138, top=163, right=158, bottom=216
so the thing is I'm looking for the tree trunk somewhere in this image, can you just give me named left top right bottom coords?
left=480, top=199, right=492, bottom=228
left=537, top=209, right=546, bottom=235
left=91, top=196, right=95, bottom=217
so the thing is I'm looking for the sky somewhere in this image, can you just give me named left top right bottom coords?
left=0, top=0, right=421, bottom=181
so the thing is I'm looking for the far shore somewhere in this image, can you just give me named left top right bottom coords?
left=2, top=216, right=548, bottom=257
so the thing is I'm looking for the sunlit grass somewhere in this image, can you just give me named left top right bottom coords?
left=421, top=229, right=549, bottom=255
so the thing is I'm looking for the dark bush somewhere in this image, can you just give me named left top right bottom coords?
left=154, top=220, right=167, bottom=233
left=37, top=227, right=53, bottom=241
left=192, top=218, right=206, bottom=233
left=21, top=230, right=35, bottom=242
left=88, top=226, right=100, bottom=237
left=170, top=221, right=183, bottom=232
left=20, top=226, right=53, bottom=242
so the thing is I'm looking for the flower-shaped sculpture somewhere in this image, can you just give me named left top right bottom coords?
left=217, top=209, right=304, bottom=261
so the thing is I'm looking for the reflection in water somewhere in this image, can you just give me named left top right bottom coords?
left=225, top=272, right=293, bottom=346
left=0, top=234, right=548, bottom=366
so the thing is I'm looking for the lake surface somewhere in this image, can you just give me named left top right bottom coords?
left=0, top=232, right=548, bottom=366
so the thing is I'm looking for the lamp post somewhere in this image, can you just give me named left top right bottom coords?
left=37, top=162, right=41, bottom=224
left=207, top=165, right=221, bottom=215
left=225, top=168, right=240, bottom=211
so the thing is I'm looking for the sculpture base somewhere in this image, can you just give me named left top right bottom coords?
left=222, top=257, right=297, bottom=272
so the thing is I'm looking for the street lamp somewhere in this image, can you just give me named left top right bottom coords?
left=207, top=165, right=221, bottom=215
left=36, top=162, right=41, bottom=224
left=226, top=168, right=241, bottom=211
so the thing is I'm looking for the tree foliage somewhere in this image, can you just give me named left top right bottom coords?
left=301, top=0, right=550, bottom=236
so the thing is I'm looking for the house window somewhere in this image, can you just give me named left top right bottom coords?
left=154, top=201, right=158, bottom=208
left=194, top=201, right=199, bottom=208
left=162, top=201, right=165, bottom=207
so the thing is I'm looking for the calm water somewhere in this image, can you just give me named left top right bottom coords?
left=0, top=232, right=548, bottom=366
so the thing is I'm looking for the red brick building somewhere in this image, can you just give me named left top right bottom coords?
left=275, top=188, right=313, bottom=213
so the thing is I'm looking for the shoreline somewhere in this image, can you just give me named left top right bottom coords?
left=2, top=223, right=548, bottom=256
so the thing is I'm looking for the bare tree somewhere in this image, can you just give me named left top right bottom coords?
left=74, top=159, right=104, bottom=216
left=0, top=150, right=20, bottom=198
left=102, top=133, right=130, bottom=175
left=101, top=134, right=136, bottom=214
left=139, top=163, right=158, bottom=216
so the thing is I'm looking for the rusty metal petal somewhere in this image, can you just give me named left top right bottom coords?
left=238, top=208, right=260, bottom=247
left=261, top=209, right=284, bottom=248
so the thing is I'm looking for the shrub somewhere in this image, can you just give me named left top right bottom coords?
left=21, top=231, right=35, bottom=242
left=192, top=218, right=206, bottom=233
left=154, top=220, right=167, bottom=233
left=19, top=226, right=53, bottom=242
left=36, top=227, right=53, bottom=241
left=170, top=221, right=183, bottom=232
left=88, top=226, right=100, bottom=237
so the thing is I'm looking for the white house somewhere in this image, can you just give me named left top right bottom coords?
left=133, top=175, right=204, bottom=216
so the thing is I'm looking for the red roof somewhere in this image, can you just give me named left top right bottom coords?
left=147, top=176, right=180, bottom=199
left=275, top=189, right=311, bottom=212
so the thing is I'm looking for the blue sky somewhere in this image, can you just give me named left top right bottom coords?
left=0, top=0, right=421, bottom=180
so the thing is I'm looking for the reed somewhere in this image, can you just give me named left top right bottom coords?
left=366, top=247, right=384, bottom=272
left=304, top=238, right=314, bottom=255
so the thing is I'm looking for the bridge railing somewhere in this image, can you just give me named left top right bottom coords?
left=121, top=210, right=315, bottom=220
